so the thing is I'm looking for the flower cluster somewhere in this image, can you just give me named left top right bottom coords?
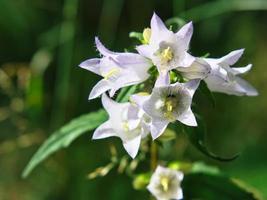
left=80, top=13, right=258, bottom=200
left=80, top=14, right=257, bottom=158
left=80, top=13, right=257, bottom=159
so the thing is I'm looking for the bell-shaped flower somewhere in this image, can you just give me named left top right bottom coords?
left=92, top=94, right=149, bottom=158
left=134, top=74, right=199, bottom=140
left=204, top=49, right=258, bottom=96
left=176, top=57, right=211, bottom=80
left=136, top=13, right=196, bottom=75
left=79, top=37, right=152, bottom=99
left=147, top=166, right=184, bottom=200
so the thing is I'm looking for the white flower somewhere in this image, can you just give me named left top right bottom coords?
left=136, top=13, right=197, bottom=75
left=79, top=37, right=152, bottom=99
left=204, top=49, right=258, bottom=96
left=134, top=74, right=199, bottom=140
left=147, top=166, right=184, bottom=200
left=176, top=57, right=211, bottom=80
left=92, top=93, right=149, bottom=158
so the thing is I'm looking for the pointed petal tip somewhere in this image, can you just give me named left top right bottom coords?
left=247, top=89, right=259, bottom=96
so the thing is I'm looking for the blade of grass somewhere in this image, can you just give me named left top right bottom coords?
left=50, top=0, right=79, bottom=130
left=170, top=0, right=267, bottom=22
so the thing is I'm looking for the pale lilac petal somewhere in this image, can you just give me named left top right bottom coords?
left=231, top=64, right=252, bottom=75
left=155, top=73, right=170, bottom=87
left=136, top=45, right=153, bottom=59
left=219, top=49, right=244, bottom=65
left=151, top=119, right=169, bottom=140
left=177, top=108, right=197, bottom=127
left=92, top=120, right=115, bottom=139
left=181, top=79, right=200, bottom=97
left=101, top=93, right=129, bottom=118
left=115, top=53, right=151, bottom=81
left=79, top=58, right=101, bottom=75
left=89, top=80, right=111, bottom=100
left=122, top=135, right=141, bottom=158
left=108, top=88, right=117, bottom=97
left=236, top=77, right=258, bottom=96
left=95, top=37, right=116, bottom=57
left=178, top=52, right=196, bottom=68
left=130, top=94, right=150, bottom=107
left=151, top=12, right=169, bottom=36
left=177, top=58, right=211, bottom=79
left=150, top=13, right=171, bottom=44
left=115, top=52, right=150, bottom=67
left=176, top=21, right=193, bottom=49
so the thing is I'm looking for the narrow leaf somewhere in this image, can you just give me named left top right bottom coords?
left=116, top=85, right=138, bottom=103
left=22, top=109, right=107, bottom=178
left=183, top=117, right=239, bottom=162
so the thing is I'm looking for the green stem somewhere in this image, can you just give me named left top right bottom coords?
left=150, top=140, right=158, bottom=172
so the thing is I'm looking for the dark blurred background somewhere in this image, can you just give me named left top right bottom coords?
left=0, top=0, right=267, bottom=199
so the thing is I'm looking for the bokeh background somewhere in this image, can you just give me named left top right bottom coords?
left=0, top=0, right=267, bottom=199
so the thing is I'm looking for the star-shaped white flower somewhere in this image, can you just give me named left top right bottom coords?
left=79, top=37, right=152, bottom=99
left=92, top=94, right=149, bottom=158
left=133, top=74, right=199, bottom=140
left=204, top=49, right=258, bottom=96
left=147, top=166, right=184, bottom=200
left=136, top=13, right=197, bottom=75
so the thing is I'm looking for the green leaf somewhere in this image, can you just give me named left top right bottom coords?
left=199, top=81, right=216, bottom=107
left=182, top=173, right=259, bottom=200
left=179, top=0, right=267, bottom=22
left=115, top=85, right=138, bottom=103
left=22, top=109, right=107, bottom=178
left=183, top=117, right=239, bottom=162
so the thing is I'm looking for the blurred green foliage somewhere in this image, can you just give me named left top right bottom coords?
left=0, top=0, right=267, bottom=199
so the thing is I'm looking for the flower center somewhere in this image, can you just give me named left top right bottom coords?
left=122, top=121, right=130, bottom=132
left=160, top=177, right=170, bottom=192
left=163, top=95, right=178, bottom=121
left=160, top=47, right=173, bottom=63
left=102, top=68, right=120, bottom=80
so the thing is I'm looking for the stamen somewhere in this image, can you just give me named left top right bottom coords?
left=161, top=47, right=173, bottom=63
left=122, top=121, right=129, bottom=132
left=160, top=177, right=169, bottom=192
left=103, top=68, right=120, bottom=80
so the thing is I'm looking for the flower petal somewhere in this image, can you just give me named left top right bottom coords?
left=155, top=73, right=170, bottom=87
left=236, top=77, right=258, bottom=96
left=231, top=64, right=252, bottom=75
left=136, top=44, right=153, bottom=59
left=102, top=93, right=128, bottom=114
left=182, top=79, right=200, bottom=97
left=130, top=93, right=150, bottom=108
left=177, top=58, right=211, bottom=79
left=122, top=135, right=141, bottom=158
left=150, top=13, right=171, bottom=45
left=92, top=120, right=116, bottom=139
left=178, top=52, right=196, bottom=68
left=95, top=37, right=116, bottom=57
left=151, top=119, right=169, bottom=140
left=79, top=58, right=101, bottom=75
left=177, top=108, right=197, bottom=127
left=219, top=49, right=244, bottom=65
left=89, top=80, right=111, bottom=100
left=176, top=21, right=193, bottom=49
